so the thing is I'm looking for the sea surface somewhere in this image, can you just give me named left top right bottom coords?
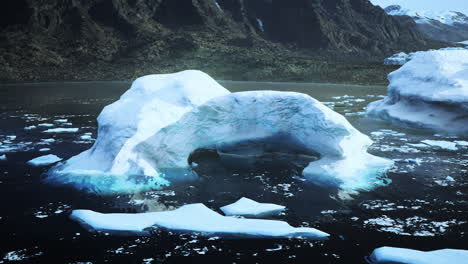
left=0, top=81, right=467, bottom=263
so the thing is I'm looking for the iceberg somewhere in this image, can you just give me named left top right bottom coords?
left=0, top=154, right=6, bottom=161
left=70, top=203, right=329, bottom=239
left=48, top=71, right=392, bottom=193
left=27, top=154, right=62, bottom=166
left=384, top=52, right=412, bottom=65
left=368, top=49, right=468, bottom=134
left=368, top=247, right=468, bottom=264
left=220, top=197, right=285, bottom=217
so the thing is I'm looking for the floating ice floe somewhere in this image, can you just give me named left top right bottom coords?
left=368, top=49, right=468, bottom=134
left=27, top=155, right=62, bottom=166
left=43, top=128, right=79, bottom=133
left=48, top=70, right=392, bottom=193
left=38, top=123, right=54, bottom=128
left=24, top=126, right=37, bottom=130
left=220, top=197, right=285, bottom=217
left=0, top=154, right=6, bottom=161
left=421, top=140, right=458, bottom=151
left=368, top=247, right=468, bottom=264
left=39, top=148, right=51, bottom=152
left=70, top=203, right=329, bottom=239
left=54, top=119, right=68, bottom=123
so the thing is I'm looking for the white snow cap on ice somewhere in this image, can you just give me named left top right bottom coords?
left=220, top=197, right=285, bottom=217
left=28, top=154, right=62, bottom=166
left=70, top=203, right=329, bottom=239
left=368, top=49, right=468, bottom=134
left=368, top=246, right=468, bottom=264
left=49, top=70, right=391, bottom=193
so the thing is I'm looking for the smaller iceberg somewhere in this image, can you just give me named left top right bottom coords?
left=70, top=204, right=329, bottom=239
left=27, top=155, right=62, bottom=166
left=368, top=247, right=468, bottom=264
left=368, top=49, right=468, bottom=134
left=220, top=197, right=285, bottom=217
left=0, top=154, right=6, bottom=161
left=384, top=52, right=412, bottom=65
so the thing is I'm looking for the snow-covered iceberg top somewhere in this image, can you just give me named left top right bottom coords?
left=220, top=197, right=285, bottom=217
left=368, top=49, right=468, bottom=134
left=48, top=70, right=392, bottom=194
left=28, top=154, right=62, bottom=166
left=368, top=246, right=468, bottom=264
left=70, top=203, right=329, bottom=239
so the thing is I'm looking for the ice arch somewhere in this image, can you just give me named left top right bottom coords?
left=133, top=91, right=393, bottom=191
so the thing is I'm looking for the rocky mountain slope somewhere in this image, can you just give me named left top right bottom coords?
left=385, top=5, right=468, bottom=43
left=0, top=0, right=438, bottom=83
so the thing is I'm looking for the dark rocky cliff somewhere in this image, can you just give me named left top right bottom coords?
left=0, top=0, right=438, bottom=83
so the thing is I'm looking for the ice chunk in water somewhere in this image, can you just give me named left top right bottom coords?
left=220, top=197, right=285, bottom=217
left=70, top=203, right=329, bottom=239
left=27, top=155, right=62, bottom=166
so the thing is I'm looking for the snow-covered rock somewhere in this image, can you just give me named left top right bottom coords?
left=49, top=71, right=392, bottom=193
left=368, top=246, right=468, bottom=264
left=47, top=70, right=230, bottom=193
left=367, top=49, right=468, bottom=134
left=384, top=5, right=468, bottom=26
left=220, top=198, right=285, bottom=217
left=70, top=203, right=329, bottom=239
left=384, top=52, right=412, bottom=65
left=27, top=154, right=62, bottom=166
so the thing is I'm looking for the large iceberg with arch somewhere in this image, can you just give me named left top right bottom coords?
left=47, top=70, right=392, bottom=194
left=368, top=49, right=468, bottom=134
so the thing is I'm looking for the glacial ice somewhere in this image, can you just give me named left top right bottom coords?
left=220, top=197, right=285, bottom=217
left=368, top=49, right=468, bottom=134
left=27, top=154, right=62, bottom=166
left=70, top=203, right=329, bottom=239
left=368, top=247, right=468, bottom=264
left=48, top=71, right=392, bottom=193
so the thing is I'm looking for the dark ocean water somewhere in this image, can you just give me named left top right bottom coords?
left=0, top=81, right=466, bottom=264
